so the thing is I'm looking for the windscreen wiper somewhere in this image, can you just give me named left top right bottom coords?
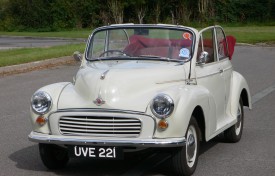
left=137, top=55, right=175, bottom=61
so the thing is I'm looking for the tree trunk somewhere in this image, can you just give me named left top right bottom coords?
left=155, top=2, right=161, bottom=23
left=137, top=6, right=146, bottom=24
left=108, top=0, right=124, bottom=24
left=198, top=0, right=209, bottom=22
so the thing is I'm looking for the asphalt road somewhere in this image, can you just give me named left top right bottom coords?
left=0, top=36, right=84, bottom=50
left=0, top=46, right=275, bottom=176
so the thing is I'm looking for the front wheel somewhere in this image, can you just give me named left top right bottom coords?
left=224, top=98, right=244, bottom=143
left=171, top=117, right=201, bottom=176
left=39, top=143, right=69, bottom=170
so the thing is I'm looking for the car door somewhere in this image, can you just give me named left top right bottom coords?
left=215, top=26, right=233, bottom=122
left=195, top=27, right=226, bottom=135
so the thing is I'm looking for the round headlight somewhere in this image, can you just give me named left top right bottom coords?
left=31, top=91, right=52, bottom=115
left=151, top=94, right=174, bottom=118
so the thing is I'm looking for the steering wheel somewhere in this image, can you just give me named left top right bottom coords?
left=99, top=50, right=128, bottom=57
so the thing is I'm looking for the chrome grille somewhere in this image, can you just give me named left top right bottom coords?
left=59, top=116, right=141, bottom=137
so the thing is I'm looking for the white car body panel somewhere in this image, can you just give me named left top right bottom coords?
left=58, top=61, right=187, bottom=112
left=29, top=24, right=252, bottom=148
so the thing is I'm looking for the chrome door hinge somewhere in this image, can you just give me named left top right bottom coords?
left=186, top=79, right=197, bottom=85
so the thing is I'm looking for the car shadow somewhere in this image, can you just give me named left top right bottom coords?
left=199, top=134, right=226, bottom=155
left=9, top=144, right=149, bottom=176
left=9, top=144, right=47, bottom=172
left=9, top=136, right=228, bottom=176
left=148, top=134, right=227, bottom=175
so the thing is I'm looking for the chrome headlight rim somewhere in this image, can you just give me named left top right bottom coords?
left=150, top=94, right=174, bottom=119
left=31, top=91, right=52, bottom=115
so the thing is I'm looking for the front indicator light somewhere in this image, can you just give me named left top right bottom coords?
left=158, top=119, right=168, bottom=130
left=36, top=116, right=47, bottom=126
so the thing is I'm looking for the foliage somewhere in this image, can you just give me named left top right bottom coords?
left=0, top=0, right=274, bottom=31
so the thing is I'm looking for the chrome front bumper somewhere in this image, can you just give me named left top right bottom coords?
left=29, top=131, right=186, bottom=147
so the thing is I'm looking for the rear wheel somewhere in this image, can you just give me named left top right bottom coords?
left=171, top=117, right=201, bottom=176
left=39, top=143, right=69, bottom=170
left=224, top=98, right=244, bottom=143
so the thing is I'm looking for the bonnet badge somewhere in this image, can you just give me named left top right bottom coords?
left=93, top=96, right=106, bottom=106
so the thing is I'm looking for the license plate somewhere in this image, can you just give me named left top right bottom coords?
left=68, top=146, right=123, bottom=159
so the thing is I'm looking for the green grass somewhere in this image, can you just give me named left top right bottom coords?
left=0, top=26, right=274, bottom=68
left=1, top=26, right=275, bottom=43
left=0, top=43, right=85, bottom=67
left=223, top=26, right=275, bottom=44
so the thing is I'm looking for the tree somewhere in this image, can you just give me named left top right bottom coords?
left=0, top=0, right=274, bottom=31
left=108, top=0, right=124, bottom=24
left=198, top=0, right=210, bottom=22
left=155, top=1, right=161, bottom=23
left=136, top=4, right=146, bottom=24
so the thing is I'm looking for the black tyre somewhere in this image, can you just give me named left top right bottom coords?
left=39, top=143, right=69, bottom=170
left=171, top=117, right=201, bottom=176
left=224, top=98, right=244, bottom=143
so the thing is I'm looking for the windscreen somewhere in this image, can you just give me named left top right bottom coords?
left=87, top=27, right=194, bottom=62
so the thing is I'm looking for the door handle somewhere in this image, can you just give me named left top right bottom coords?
left=219, top=68, right=224, bottom=73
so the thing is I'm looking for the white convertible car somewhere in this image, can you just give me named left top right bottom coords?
left=29, top=24, right=251, bottom=175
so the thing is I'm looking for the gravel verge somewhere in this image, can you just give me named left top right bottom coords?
left=0, top=56, right=77, bottom=77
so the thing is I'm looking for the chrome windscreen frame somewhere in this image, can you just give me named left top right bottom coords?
left=85, top=24, right=196, bottom=63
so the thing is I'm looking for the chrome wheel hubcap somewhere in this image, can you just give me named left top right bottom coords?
left=235, top=103, right=242, bottom=135
left=186, top=125, right=197, bottom=168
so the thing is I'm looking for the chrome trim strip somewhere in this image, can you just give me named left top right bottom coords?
left=223, top=66, right=232, bottom=72
left=196, top=71, right=221, bottom=79
left=156, top=79, right=186, bottom=84
left=29, top=131, right=186, bottom=147
left=55, top=108, right=149, bottom=116
left=196, top=65, right=232, bottom=80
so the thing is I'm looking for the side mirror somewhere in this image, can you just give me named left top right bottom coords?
left=197, top=51, right=209, bottom=65
left=73, top=51, right=82, bottom=61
